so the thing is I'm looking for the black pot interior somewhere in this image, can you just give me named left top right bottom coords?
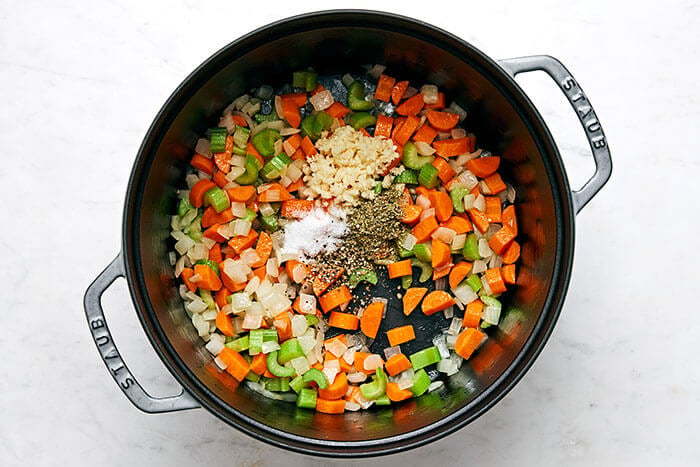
left=124, top=11, right=573, bottom=455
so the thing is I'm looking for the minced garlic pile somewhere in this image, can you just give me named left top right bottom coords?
left=302, top=126, right=401, bottom=207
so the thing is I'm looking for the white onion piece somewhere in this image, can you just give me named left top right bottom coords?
left=297, top=293, right=317, bottom=315
left=363, top=354, right=384, bottom=372
left=325, top=339, right=348, bottom=358
left=345, top=401, right=361, bottom=412
left=396, top=368, right=415, bottom=390
left=472, top=260, right=487, bottom=274
left=231, top=220, right=252, bottom=237
left=421, top=84, right=439, bottom=104
left=452, top=283, right=478, bottom=304
left=341, top=73, right=354, bottom=87
left=478, top=239, right=493, bottom=258
left=244, top=277, right=260, bottom=296
left=214, top=356, right=228, bottom=370
left=274, top=95, right=284, bottom=122
left=280, top=127, right=301, bottom=137
left=420, top=208, right=435, bottom=221
left=435, top=277, right=447, bottom=291
left=343, top=348, right=356, bottom=365
left=473, top=194, right=486, bottom=212
left=309, top=90, right=334, bottom=111
left=463, top=194, right=476, bottom=211
left=383, top=345, right=401, bottom=360
left=261, top=341, right=280, bottom=354
left=451, top=234, right=466, bottom=251
left=404, top=86, right=418, bottom=99
left=264, top=258, right=277, bottom=277
left=322, top=367, right=339, bottom=386
left=431, top=227, right=456, bottom=244
left=451, top=128, right=466, bottom=139
left=506, top=184, right=516, bottom=203
left=448, top=102, right=467, bottom=121
left=415, top=141, right=436, bottom=156
left=432, top=334, right=450, bottom=359
left=448, top=317, right=462, bottom=336
left=445, top=334, right=458, bottom=350
left=219, top=113, right=236, bottom=134
left=205, top=335, right=225, bottom=355
left=230, top=155, right=246, bottom=168
left=174, top=255, right=186, bottom=278
left=259, top=202, right=275, bottom=217
left=224, top=166, right=246, bottom=182
left=479, top=180, right=493, bottom=195
left=367, top=64, right=386, bottom=79
left=400, top=233, right=418, bottom=251
left=428, top=381, right=445, bottom=393
left=186, top=299, right=207, bottom=314
left=292, top=264, right=309, bottom=283
left=290, top=356, right=310, bottom=375
left=223, top=259, right=250, bottom=284
left=240, top=248, right=261, bottom=267
left=192, top=313, right=209, bottom=337
left=291, top=315, right=308, bottom=338
left=286, top=164, right=303, bottom=182
left=415, top=194, right=431, bottom=209
left=347, top=372, right=367, bottom=384
left=201, top=237, right=216, bottom=249
left=202, top=309, right=217, bottom=321
left=174, top=237, right=195, bottom=255
left=481, top=276, right=493, bottom=296
left=458, top=170, right=479, bottom=189
left=231, top=202, right=247, bottom=218
left=230, top=292, right=252, bottom=313
left=242, top=307, right=262, bottom=329
left=194, top=138, right=212, bottom=158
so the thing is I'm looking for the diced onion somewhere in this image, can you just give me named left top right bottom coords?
left=448, top=102, right=467, bottom=121
left=291, top=315, right=309, bottom=338
left=214, top=356, right=228, bottom=370
left=297, top=293, right=316, bottom=315
left=230, top=292, right=252, bottom=313
left=420, top=207, right=435, bottom=221
left=345, top=401, right=361, bottom=412
left=343, top=348, right=356, bottom=365
left=223, top=259, right=250, bottom=284
left=174, top=237, right=195, bottom=255
left=186, top=299, right=208, bottom=314
left=286, top=163, right=303, bottom=182
left=347, top=372, right=367, bottom=384
left=415, top=141, right=436, bottom=156
left=448, top=317, right=462, bottom=336
left=421, top=84, right=439, bottom=104
left=451, top=128, right=466, bottom=139
left=432, top=334, right=450, bottom=359
left=458, top=170, right=479, bottom=189
left=463, top=194, right=476, bottom=211
left=202, top=309, right=217, bottom=321
left=435, top=277, right=447, bottom=291
left=473, top=194, right=486, bottom=212
left=428, top=381, right=445, bottom=393
left=481, top=276, right=493, bottom=296
left=452, top=283, right=478, bottom=304
left=404, top=86, right=418, bottom=99
left=322, top=367, right=339, bottom=385
left=240, top=248, right=261, bottom=267
left=416, top=195, right=431, bottom=209
left=292, top=264, right=309, bottom=283
left=174, top=255, right=186, bottom=277
left=400, top=233, right=418, bottom=251
left=363, top=354, right=384, bottom=372
left=259, top=202, right=275, bottom=217
left=290, top=356, right=310, bottom=375
left=451, top=234, right=466, bottom=251
left=280, top=127, right=301, bottom=137
left=261, top=341, right=280, bottom=354
left=325, top=339, right=348, bottom=358
left=431, top=227, right=456, bottom=243
left=230, top=155, right=246, bottom=168
left=231, top=219, right=252, bottom=237
left=383, top=345, right=401, bottom=360
left=479, top=180, right=493, bottom=195
left=194, top=138, right=212, bottom=158
left=309, top=90, right=334, bottom=111
left=478, top=238, right=493, bottom=258
left=396, top=368, right=415, bottom=390
left=274, top=95, right=284, bottom=123
left=242, top=307, right=262, bottom=329
left=367, top=64, right=386, bottom=80
left=230, top=202, right=247, bottom=218
left=472, top=260, right=487, bottom=274
left=341, top=73, right=354, bottom=87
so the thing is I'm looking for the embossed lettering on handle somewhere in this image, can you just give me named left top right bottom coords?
left=84, top=254, right=200, bottom=413
left=499, top=55, right=612, bottom=213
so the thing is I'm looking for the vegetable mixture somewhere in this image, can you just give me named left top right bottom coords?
left=169, top=65, right=520, bottom=413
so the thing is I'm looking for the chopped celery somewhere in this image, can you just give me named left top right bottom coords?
left=203, top=187, right=230, bottom=213
left=292, top=71, right=309, bottom=89
left=450, top=186, right=468, bottom=213
left=289, top=375, right=305, bottom=393
left=260, top=153, right=292, bottom=180
left=305, top=71, right=318, bottom=92
left=301, top=111, right=333, bottom=140
left=466, top=274, right=482, bottom=292
left=462, top=233, right=480, bottom=261
left=349, top=112, right=377, bottom=130
left=233, top=125, right=250, bottom=149
left=360, top=367, right=387, bottom=400
left=418, top=163, right=439, bottom=188
left=374, top=181, right=382, bottom=194
left=226, top=335, right=249, bottom=352
left=262, top=328, right=278, bottom=343
left=410, top=346, right=442, bottom=370
left=296, top=388, right=317, bottom=409
left=244, top=371, right=260, bottom=383
left=305, top=315, right=319, bottom=325
left=278, top=338, right=304, bottom=364
left=209, top=127, right=227, bottom=153
left=198, top=289, right=215, bottom=309
left=267, top=351, right=295, bottom=377
left=235, top=154, right=259, bottom=185
left=254, top=113, right=278, bottom=123
left=248, top=329, right=264, bottom=355
left=413, top=243, right=432, bottom=263
left=232, top=146, right=247, bottom=156
left=347, top=81, right=373, bottom=111
left=394, top=168, right=419, bottom=185
left=410, top=258, right=432, bottom=283
left=251, top=128, right=281, bottom=156
left=375, top=394, right=391, bottom=406
left=177, top=198, right=194, bottom=217
left=399, top=247, right=415, bottom=259
left=302, top=368, right=328, bottom=389
left=401, top=275, right=413, bottom=290
left=242, top=207, right=256, bottom=222
left=260, top=214, right=279, bottom=232
left=402, top=142, right=434, bottom=170
left=410, top=369, right=431, bottom=396
left=348, top=269, right=378, bottom=289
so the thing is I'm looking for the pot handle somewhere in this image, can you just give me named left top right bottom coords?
left=499, top=55, right=612, bottom=213
left=84, top=254, right=200, bottom=413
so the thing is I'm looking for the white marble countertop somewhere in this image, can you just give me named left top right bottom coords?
left=2, top=1, right=698, bottom=465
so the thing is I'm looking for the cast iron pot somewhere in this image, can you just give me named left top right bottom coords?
left=84, top=10, right=611, bottom=457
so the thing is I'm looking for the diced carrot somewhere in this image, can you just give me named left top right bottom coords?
left=425, top=111, right=460, bottom=131
left=359, top=128, right=370, bottom=137
left=227, top=230, right=258, bottom=254
left=286, top=176, right=305, bottom=191
left=193, top=263, right=222, bottom=291
left=431, top=239, right=451, bottom=268
left=220, top=268, right=246, bottom=293
left=218, top=348, right=249, bottom=381
left=484, top=197, right=502, bottom=223
left=208, top=243, right=223, bottom=263
left=360, top=301, right=385, bottom=339
left=488, top=225, right=516, bottom=255
left=213, top=151, right=231, bottom=174
left=280, top=199, right=315, bottom=218
left=411, top=215, right=439, bottom=243
left=468, top=208, right=490, bottom=234
left=412, top=124, right=438, bottom=145
left=423, top=92, right=445, bottom=110
left=189, top=179, right=216, bottom=208
left=484, top=268, right=507, bottom=294
left=316, top=398, right=346, bottom=414
left=249, top=352, right=267, bottom=375
left=318, top=372, right=348, bottom=400
left=386, top=325, right=415, bottom=347
left=213, top=170, right=229, bottom=188
left=319, top=286, right=353, bottom=313
left=312, top=266, right=344, bottom=296
left=433, top=137, right=470, bottom=158
left=502, top=241, right=520, bottom=264
left=249, top=231, right=272, bottom=269
left=462, top=299, right=483, bottom=328
left=502, top=205, right=518, bottom=236
left=190, top=154, right=215, bottom=175
left=455, top=328, right=486, bottom=360
left=325, top=101, right=350, bottom=119
left=203, top=224, right=226, bottom=243
left=427, top=190, right=453, bottom=222
left=466, top=156, right=500, bottom=178
left=257, top=184, right=291, bottom=202
left=432, top=263, right=451, bottom=282
left=385, top=353, right=412, bottom=376
left=499, top=264, right=515, bottom=286
left=280, top=96, right=301, bottom=128
left=285, top=133, right=302, bottom=152
left=180, top=267, right=197, bottom=293
left=279, top=92, right=307, bottom=107
left=227, top=185, right=256, bottom=202
left=300, top=135, right=317, bottom=157
left=393, top=115, right=420, bottom=145
left=374, top=114, right=393, bottom=139
left=401, top=204, right=423, bottom=224
left=386, top=382, right=413, bottom=402
left=387, top=259, right=412, bottom=279
left=432, top=157, right=456, bottom=184
left=215, top=287, right=231, bottom=309
left=285, top=260, right=309, bottom=283
left=231, top=114, right=248, bottom=127
left=440, top=215, right=473, bottom=234
left=328, top=311, right=359, bottom=330
left=402, top=287, right=427, bottom=316
left=374, top=74, right=396, bottom=102
left=273, top=311, right=293, bottom=342
left=421, top=290, right=455, bottom=316
left=252, top=266, right=266, bottom=283
left=396, top=93, right=424, bottom=116
left=484, top=173, right=507, bottom=194
left=202, top=206, right=234, bottom=228
left=391, top=80, right=409, bottom=105
left=310, top=83, right=325, bottom=96
left=449, top=261, right=473, bottom=289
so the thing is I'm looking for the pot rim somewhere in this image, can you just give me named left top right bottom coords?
left=121, top=9, right=575, bottom=457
